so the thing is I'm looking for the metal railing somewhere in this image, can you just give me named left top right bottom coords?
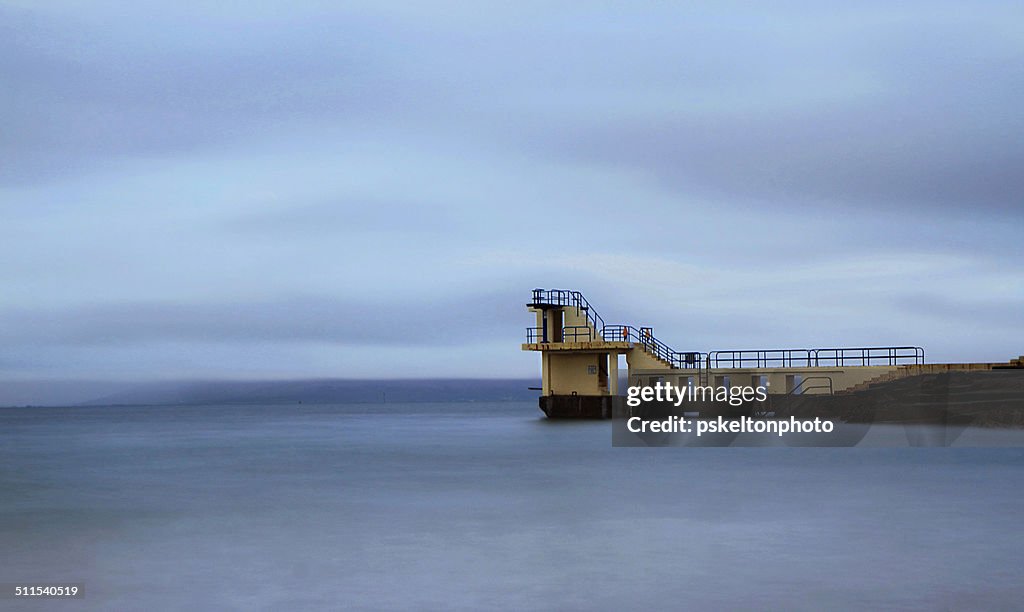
left=529, top=289, right=605, bottom=339
left=709, top=349, right=814, bottom=368
left=601, top=325, right=705, bottom=370
left=525, top=327, right=544, bottom=343
left=812, top=346, right=924, bottom=367
left=527, top=291, right=704, bottom=369
left=525, top=325, right=595, bottom=342
left=709, top=346, right=925, bottom=369
left=602, top=325, right=673, bottom=365
left=561, top=325, right=594, bottom=342
left=526, top=290, right=925, bottom=373
left=789, top=376, right=834, bottom=395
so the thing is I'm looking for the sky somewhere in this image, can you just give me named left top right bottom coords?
left=2, top=1, right=1023, bottom=403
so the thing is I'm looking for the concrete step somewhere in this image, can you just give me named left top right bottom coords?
left=840, top=369, right=909, bottom=394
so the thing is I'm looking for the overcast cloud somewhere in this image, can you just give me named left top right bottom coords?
left=2, top=1, right=1022, bottom=402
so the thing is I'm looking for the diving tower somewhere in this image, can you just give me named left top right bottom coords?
left=523, top=288, right=1023, bottom=419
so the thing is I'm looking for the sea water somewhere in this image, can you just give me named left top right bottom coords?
left=2, top=402, right=1023, bottom=610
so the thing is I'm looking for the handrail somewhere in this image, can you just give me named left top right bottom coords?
left=524, top=325, right=597, bottom=343
left=709, top=346, right=925, bottom=368
left=527, top=291, right=702, bottom=369
left=812, top=346, right=924, bottom=367
left=602, top=325, right=672, bottom=362
left=525, top=327, right=544, bottom=343
left=530, top=288, right=605, bottom=341
left=789, top=376, right=834, bottom=395
left=601, top=324, right=705, bottom=370
left=527, top=290, right=924, bottom=372
left=709, top=349, right=813, bottom=369
left=561, top=326, right=594, bottom=342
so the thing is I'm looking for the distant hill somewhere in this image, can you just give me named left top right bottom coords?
left=80, top=378, right=544, bottom=406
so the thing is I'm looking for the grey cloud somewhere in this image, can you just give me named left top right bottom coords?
left=545, top=99, right=1023, bottom=216
left=427, top=4, right=1024, bottom=216
left=0, top=291, right=525, bottom=349
left=893, top=293, right=1024, bottom=325
left=0, top=7, right=408, bottom=186
left=10, top=1, right=1022, bottom=217
left=223, top=198, right=458, bottom=235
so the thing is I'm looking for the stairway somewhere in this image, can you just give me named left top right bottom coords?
left=638, top=345, right=675, bottom=369
left=838, top=360, right=1020, bottom=394
left=840, top=368, right=913, bottom=394
left=529, top=289, right=690, bottom=369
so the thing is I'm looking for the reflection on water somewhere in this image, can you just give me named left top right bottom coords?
left=2, top=403, right=1024, bottom=610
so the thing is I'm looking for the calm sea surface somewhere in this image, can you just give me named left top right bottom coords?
left=2, top=402, right=1023, bottom=610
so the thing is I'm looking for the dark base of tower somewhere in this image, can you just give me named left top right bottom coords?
left=539, top=395, right=623, bottom=419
